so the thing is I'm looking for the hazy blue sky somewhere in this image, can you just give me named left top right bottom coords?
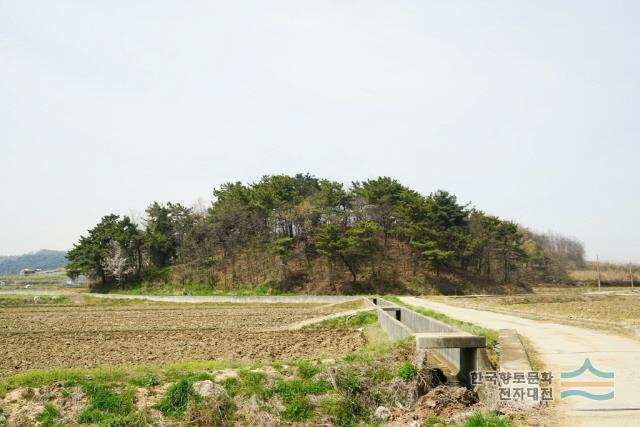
left=1, top=1, right=639, bottom=262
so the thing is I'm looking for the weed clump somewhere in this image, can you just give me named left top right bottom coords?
left=36, top=404, right=61, bottom=427
left=77, top=382, right=137, bottom=426
left=156, top=379, right=194, bottom=417
left=306, top=311, right=378, bottom=330
left=157, top=376, right=235, bottom=426
left=458, top=412, right=511, bottom=427
left=397, top=362, right=419, bottom=381
left=295, top=359, right=322, bottom=379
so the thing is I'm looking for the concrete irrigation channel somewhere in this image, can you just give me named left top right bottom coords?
left=365, top=297, right=494, bottom=385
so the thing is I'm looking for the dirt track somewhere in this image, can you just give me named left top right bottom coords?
left=0, top=303, right=365, bottom=376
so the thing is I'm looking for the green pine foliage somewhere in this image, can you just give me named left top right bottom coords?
left=66, top=174, right=583, bottom=293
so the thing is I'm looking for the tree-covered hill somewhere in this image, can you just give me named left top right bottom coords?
left=0, top=249, right=68, bottom=276
left=66, top=174, right=585, bottom=294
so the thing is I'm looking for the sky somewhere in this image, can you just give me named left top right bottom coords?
left=1, top=1, right=639, bottom=262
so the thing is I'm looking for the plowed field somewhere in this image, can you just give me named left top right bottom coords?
left=0, top=303, right=365, bottom=375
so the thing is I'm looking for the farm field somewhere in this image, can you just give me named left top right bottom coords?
left=0, top=302, right=365, bottom=376
left=438, top=288, right=640, bottom=333
left=0, top=270, right=71, bottom=290
left=0, top=296, right=524, bottom=426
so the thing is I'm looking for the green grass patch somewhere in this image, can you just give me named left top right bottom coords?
left=82, top=296, right=143, bottom=305
left=0, top=294, right=70, bottom=305
left=457, top=412, right=511, bottom=427
left=341, top=324, right=413, bottom=365
left=271, top=378, right=331, bottom=422
left=304, top=310, right=377, bottom=330
left=162, top=360, right=244, bottom=381
left=78, top=382, right=137, bottom=426
left=317, top=395, right=370, bottom=427
left=0, top=367, right=135, bottom=397
left=397, top=362, right=418, bottom=381
left=235, top=370, right=269, bottom=399
left=156, top=373, right=212, bottom=416
left=294, top=360, right=322, bottom=379
left=36, top=404, right=61, bottom=427
left=271, top=378, right=331, bottom=403
left=0, top=360, right=246, bottom=398
left=156, top=378, right=195, bottom=417
left=220, top=372, right=332, bottom=422
left=281, top=396, right=313, bottom=421
left=129, top=372, right=160, bottom=388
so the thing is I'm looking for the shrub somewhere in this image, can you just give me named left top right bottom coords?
left=397, top=362, right=418, bottom=381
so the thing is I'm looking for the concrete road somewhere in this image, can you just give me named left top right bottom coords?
left=399, top=297, right=640, bottom=427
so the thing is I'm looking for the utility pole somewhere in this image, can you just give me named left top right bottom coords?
left=630, top=264, right=635, bottom=289
left=596, top=256, right=602, bottom=291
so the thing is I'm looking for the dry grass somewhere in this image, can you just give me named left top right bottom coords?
left=505, top=295, right=640, bottom=324
left=448, top=292, right=640, bottom=332
left=518, top=335, right=544, bottom=372
left=570, top=261, right=639, bottom=283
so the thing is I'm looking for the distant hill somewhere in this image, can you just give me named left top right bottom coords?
left=0, top=250, right=68, bottom=276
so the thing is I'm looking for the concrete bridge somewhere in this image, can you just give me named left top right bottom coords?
left=367, top=297, right=492, bottom=385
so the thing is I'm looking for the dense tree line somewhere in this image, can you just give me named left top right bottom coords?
left=66, top=174, right=585, bottom=293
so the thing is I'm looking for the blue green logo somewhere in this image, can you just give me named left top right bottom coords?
left=560, top=358, right=614, bottom=401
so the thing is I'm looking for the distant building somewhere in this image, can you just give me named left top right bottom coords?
left=19, top=268, right=41, bottom=276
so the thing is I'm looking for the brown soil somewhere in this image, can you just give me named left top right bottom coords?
left=0, top=304, right=366, bottom=376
